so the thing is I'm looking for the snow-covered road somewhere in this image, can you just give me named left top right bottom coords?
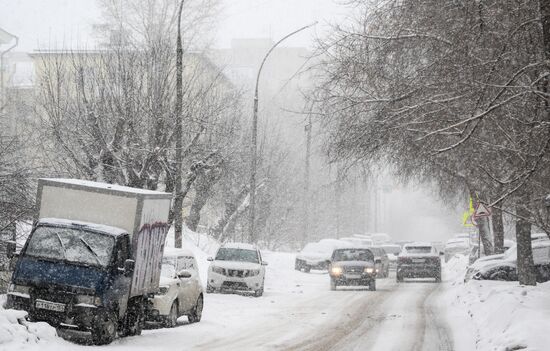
left=8, top=251, right=461, bottom=351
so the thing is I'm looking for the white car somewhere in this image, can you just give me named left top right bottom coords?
left=147, top=248, right=204, bottom=327
left=444, top=238, right=470, bottom=262
left=206, top=243, right=267, bottom=297
left=295, top=239, right=350, bottom=272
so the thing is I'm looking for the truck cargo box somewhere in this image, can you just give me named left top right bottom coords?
left=36, top=178, right=172, bottom=296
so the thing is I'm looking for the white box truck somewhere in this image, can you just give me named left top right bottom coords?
left=6, top=178, right=172, bottom=344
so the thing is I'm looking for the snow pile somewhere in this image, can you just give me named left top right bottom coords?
left=0, top=296, right=58, bottom=347
left=442, top=255, right=550, bottom=351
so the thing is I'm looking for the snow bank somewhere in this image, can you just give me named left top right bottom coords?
left=442, top=255, right=550, bottom=351
left=0, top=296, right=58, bottom=348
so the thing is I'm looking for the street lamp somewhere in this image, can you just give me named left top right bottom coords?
left=248, top=22, right=317, bottom=243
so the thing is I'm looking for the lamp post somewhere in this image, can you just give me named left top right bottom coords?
left=248, top=22, right=317, bottom=243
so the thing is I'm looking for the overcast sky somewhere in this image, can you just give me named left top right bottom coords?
left=0, top=0, right=351, bottom=51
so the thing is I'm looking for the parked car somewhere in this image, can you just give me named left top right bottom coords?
left=295, top=239, right=348, bottom=272
left=468, top=239, right=516, bottom=264
left=380, top=244, right=401, bottom=270
left=444, top=238, right=470, bottom=262
left=371, top=233, right=392, bottom=246
left=341, top=236, right=373, bottom=248
left=465, top=241, right=550, bottom=282
left=397, top=242, right=441, bottom=282
left=147, top=248, right=203, bottom=327
left=370, top=247, right=390, bottom=278
left=207, top=243, right=267, bottom=297
left=328, top=248, right=377, bottom=291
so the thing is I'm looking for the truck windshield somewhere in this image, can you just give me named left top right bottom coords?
left=25, top=226, right=115, bottom=268
left=215, top=248, right=259, bottom=263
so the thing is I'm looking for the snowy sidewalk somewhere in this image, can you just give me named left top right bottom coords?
left=442, top=256, right=550, bottom=351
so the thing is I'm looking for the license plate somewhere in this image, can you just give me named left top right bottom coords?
left=36, top=299, right=65, bottom=312
left=412, top=259, right=426, bottom=263
left=345, top=274, right=361, bottom=279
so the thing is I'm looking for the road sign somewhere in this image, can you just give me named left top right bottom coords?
left=473, top=203, right=492, bottom=219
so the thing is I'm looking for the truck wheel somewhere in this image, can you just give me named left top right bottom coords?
left=92, top=312, right=117, bottom=345
left=188, top=295, right=203, bottom=323
left=206, top=284, right=215, bottom=294
left=164, top=301, right=178, bottom=328
left=304, top=265, right=311, bottom=273
left=330, top=279, right=337, bottom=291
left=121, top=299, right=144, bottom=337
left=369, top=280, right=376, bottom=291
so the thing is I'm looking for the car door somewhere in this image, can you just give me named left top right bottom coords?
left=176, top=256, right=198, bottom=313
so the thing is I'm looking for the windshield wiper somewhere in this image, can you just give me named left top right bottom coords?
left=54, top=232, right=66, bottom=259
left=78, top=236, right=101, bottom=265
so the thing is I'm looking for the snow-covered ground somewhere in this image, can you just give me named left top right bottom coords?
left=442, top=255, right=550, bottom=351
left=2, top=231, right=549, bottom=351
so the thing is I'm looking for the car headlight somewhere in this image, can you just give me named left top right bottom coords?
left=248, top=269, right=260, bottom=277
left=364, top=267, right=375, bottom=274
left=157, top=286, right=169, bottom=295
left=330, top=266, right=343, bottom=275
left=8, top=284, right=30, bottom=295
left=75, top=295, right=102, bottom=306
left=212, top=266, right=225, bottom=275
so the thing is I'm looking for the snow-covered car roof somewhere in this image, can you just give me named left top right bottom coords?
left=445, top=238, right=469, bottom=247
left=163, top=247, right=195, bottom=258
left=221, top=242, right=258, bottom=250
left=37, top=218, right=127, bottom=236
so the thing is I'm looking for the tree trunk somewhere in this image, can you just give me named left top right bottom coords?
left=516, top=201, right=536, bottom=285
left=492, top=206, right=505, bottom=254
left=478, top=216, right=493, bottom=256
left=186, top=186, right=210, bottom=232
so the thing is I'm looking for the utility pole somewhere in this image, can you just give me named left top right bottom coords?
left=248, top=22, right=317, bottom=243
left=302, top=114, right=312, bottom=245
left=173, top=0, right=185, bottom=248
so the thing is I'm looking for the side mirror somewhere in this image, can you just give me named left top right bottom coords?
left=177, top=270, right=192, bottom=279
left=6, top=241, right=16, bottom=259
left=261, top=261, right=268, bottom=266
left=207, top=257, right=214, bottom=262
left=124, top=259, right=135, bottom=277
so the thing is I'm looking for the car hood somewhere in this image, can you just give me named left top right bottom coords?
left=211, top=260, right=260, bottom=270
